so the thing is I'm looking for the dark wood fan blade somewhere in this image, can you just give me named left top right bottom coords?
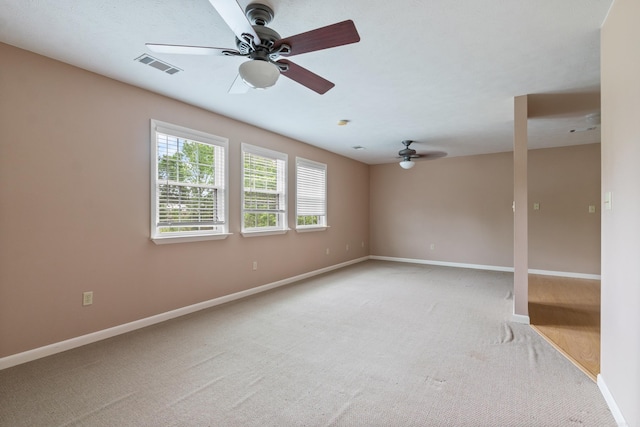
left=414, top=151, right=448, bottom=161
left=208, top=0, right=261, bottom=45
left=146, top=43, right=239, bottom=56
left=274, top=20, right=360, bottom=57
left=395, top=152, right=448, bottom=161
left=277, top=59, right=335, bottom=94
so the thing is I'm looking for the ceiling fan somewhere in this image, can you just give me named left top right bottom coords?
left=146, top=0, right=360, bottom=94
left=397, top=140, right=447, bottom=169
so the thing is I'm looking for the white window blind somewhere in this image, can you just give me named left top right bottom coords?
left=151, top=120, right=228, bottom=241
left=242, top=143, right=287, bottom=232
left=296, top=157, right=327, bottom=228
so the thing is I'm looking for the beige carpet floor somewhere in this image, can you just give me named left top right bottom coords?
left=0, top=261, right=615, bottom=426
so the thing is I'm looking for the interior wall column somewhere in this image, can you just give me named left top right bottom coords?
left=513, top=95, right=530, bottom=323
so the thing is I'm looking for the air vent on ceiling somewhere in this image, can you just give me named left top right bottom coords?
left=134, top=54, right=182, bottom=75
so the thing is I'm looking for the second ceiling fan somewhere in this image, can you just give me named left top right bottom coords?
left=146, top=0, right=360, bottom=94
left=397, top=140, right=447, bottom=169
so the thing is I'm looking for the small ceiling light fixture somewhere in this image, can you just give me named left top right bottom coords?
left=239, top=59, right=281, bottom=89
left=569, top=127, right=597, bottom=133
left=569, top=111, right=602, bottom=133
left=352, top=145, right=365, bottom=150
left=399, top=159, right=415, bottom=169
left=337, top=119, right=350, bottom=126
left=586, top=112, right=601, bottom=126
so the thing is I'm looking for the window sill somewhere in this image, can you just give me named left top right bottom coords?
left=151, top=233, right=232, bottom=245
left=295, top=226, right=329, bottom=233
left=241, top=228, right=291, bottom=237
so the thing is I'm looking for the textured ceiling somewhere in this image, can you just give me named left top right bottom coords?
left=0, top=0, right=612, bottom=164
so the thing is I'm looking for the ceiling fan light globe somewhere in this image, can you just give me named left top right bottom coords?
left=399, top=160, right=415, bottom=169
left=239, top=60, right=280, bottom=89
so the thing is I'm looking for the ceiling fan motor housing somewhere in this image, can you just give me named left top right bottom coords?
left=236, top=25, right=281, bottom=54
left=236, top=4, right=280, bottom=54
left=398, top=140, right=417, bottom=158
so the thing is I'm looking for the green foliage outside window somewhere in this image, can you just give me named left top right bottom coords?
left=157, top=138, right=220, bottom=233
left=297, top=215, right=321, bottom=226
left=243, top=151, right=284, bottom=230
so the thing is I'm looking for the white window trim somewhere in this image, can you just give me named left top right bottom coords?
left=150, top=119, right=230, bottom=244
left=241, top=228, right=291, bottom=237
left=151, top=233, right=232, bottom=245
left=295, top=157, right=328, bottom=232
left=241, top=143, right=289, bottom=236
left=295, top=226, right=329, bottom=233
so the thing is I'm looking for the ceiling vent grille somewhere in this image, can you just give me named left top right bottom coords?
left=134, top=54, right=182, bottom=75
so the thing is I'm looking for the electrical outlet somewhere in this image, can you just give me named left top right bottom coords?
left=430, top=243, right=436, bottom=250
left=346, top=244, right=350, bottom=251
left=82, top=291, right=93, bottom=306
left=361, top=241, right=365, bottom=248
left=325, top=248, right=330, bottom=255
left=252, top=261, right=258, bottom=271
left=589, top=205, right=596, bottom=213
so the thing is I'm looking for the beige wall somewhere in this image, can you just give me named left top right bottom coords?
left=0, top=40, right=606, bottom=369
left=529, top=143, right=601, bottom=275
left=371, top=152, right=514, bottom=267
left=370, top=145, right=601, bottom=274
left=513, top=95, right=529, bottom=318
left=601, top=0, right=640, bottom=424
left=0, top=43, right=370, bottom=358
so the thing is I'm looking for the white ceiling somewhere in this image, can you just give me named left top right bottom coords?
left=0, top=0, right=612, bottom=164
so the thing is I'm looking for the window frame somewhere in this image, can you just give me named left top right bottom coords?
left=295, top=157, right=328, bottom=232
left=241, top=143, right=289, bottom=237
left=150, top=119, right=230, bottom=244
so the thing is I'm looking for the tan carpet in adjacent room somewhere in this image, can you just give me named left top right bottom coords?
left=0, top=261, right=615, bottom=426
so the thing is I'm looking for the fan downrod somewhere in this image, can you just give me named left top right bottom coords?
left=401, top=140, right=414, bottom=148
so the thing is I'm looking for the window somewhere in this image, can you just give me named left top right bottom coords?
left=241, top=143, right=288, bottom=235
left=296, top=157, right=327, bottom=230
left=150, top=120, right=229, bottom=243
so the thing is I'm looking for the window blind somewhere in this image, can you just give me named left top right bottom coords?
left=242, top=152, right=285, bottom=213
left=241, top=144, right=287, bottom=231
left=296, top=158, right=327, bottom=216
left=155, top=132, right=225, bottom=229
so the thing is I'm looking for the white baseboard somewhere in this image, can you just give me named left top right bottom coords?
left=511, top=313, right=531, bottom=324
left=597, top=374, right=628, bottom=427
left=369, top=256, right=601, bottom=280
left=0, top=257, right=368, bottom=370
left=528, top=269, right=601, bottom=280
left=369, top=255, right=513, bottom=272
